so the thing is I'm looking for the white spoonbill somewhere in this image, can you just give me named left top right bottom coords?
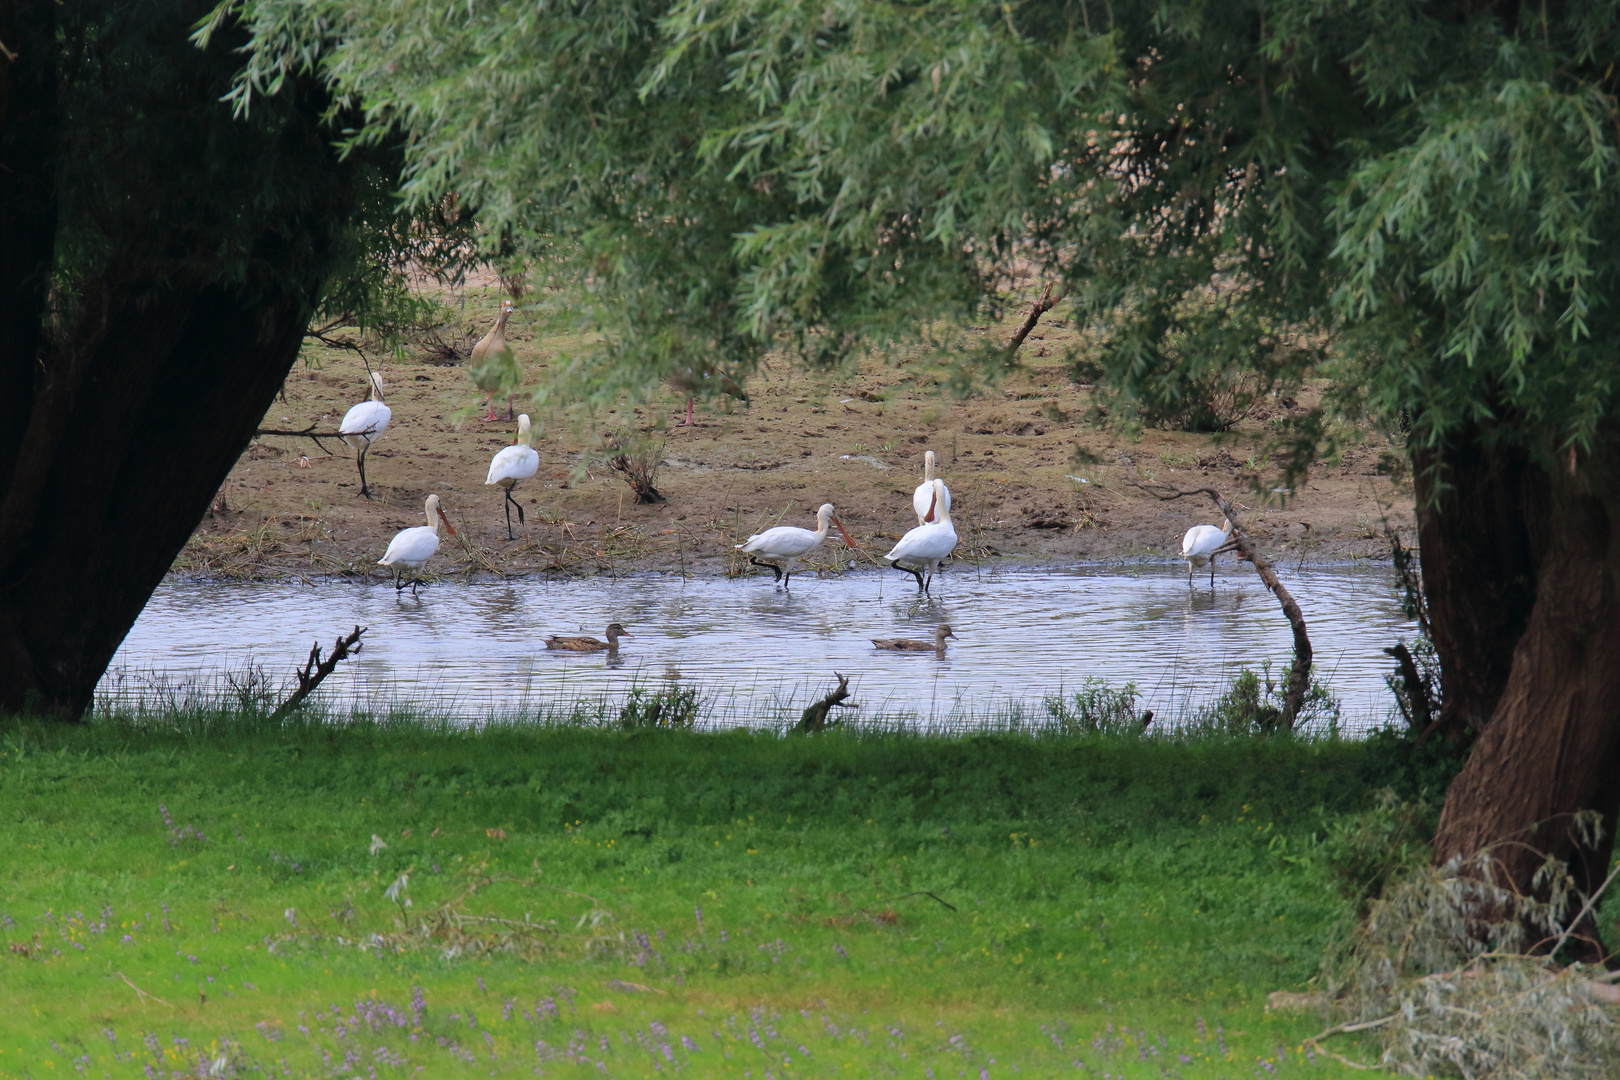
left=378, top=494, right=457, bottom=594
left=1181, top=519, right=1235, bottom=587
left=485, top=413, right=540, bottom=540
left=911, top=450, right=953, bottom=525
left=885, top=479, right=957, bottom=593
left=735, top=503, right=853, bottom=587
left=468, top=300, right=519, bottom=422
left=339, top=371, right=391, bottom=500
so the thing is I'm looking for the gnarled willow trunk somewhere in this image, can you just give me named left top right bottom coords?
left=0, top=0, right=358, bottom=718
left=1419, top=425, right=1620, bottom=962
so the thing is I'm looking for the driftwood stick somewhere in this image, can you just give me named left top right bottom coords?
left=1137, top=484, right=1314, bottom=729
left=798, top=672, right=857, bottom=733
left=270, top=625, right=367, bottom=721
left=1005, top=282, right=1066, bottom=351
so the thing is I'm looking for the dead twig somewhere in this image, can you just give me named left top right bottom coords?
left=798, top=672, right=857, bottom=733
left=116, top=971, right=174, bottom=1008
left=269, top=625, right=366, bottom=721
left=1301, top=1014, right=1390, bottom=1071
left=1136, top=483, right=1314, bottom=729
left=252, top=422, right=347, bottom=457
left=1005, top=281, right=1066, bottom=351
left=892, top=890, right=958, bottom=912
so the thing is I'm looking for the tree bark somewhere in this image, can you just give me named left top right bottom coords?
left=0, top=3, right=360, bottom=718
left=1427, top=429, right=1620, bottom=962
left=1411, top=431, right=1540, bottom=744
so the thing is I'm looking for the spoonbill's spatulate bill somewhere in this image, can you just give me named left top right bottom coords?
left=338, top=372, right=391, bottom=500
left=485, top=413, right=541, bottom=540
left=884, top=479, right=957, bottom=593
left=378, top=494, right=456, bottom=595
left=912, top=450, right=952, bottom=525
left=735, top=503, right=853, bottom=587
left=1181, top=520, right=1234, bottom=587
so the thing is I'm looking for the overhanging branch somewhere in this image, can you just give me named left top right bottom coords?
left=252, top=422, right=355, bottom=456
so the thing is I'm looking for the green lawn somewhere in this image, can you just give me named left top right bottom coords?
left=0, top=714, right=1450, bottom=1078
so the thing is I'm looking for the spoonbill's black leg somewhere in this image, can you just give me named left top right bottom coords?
left=749, top=556, right=783, bottom=582
left=501, top=488, right=521, bottom=541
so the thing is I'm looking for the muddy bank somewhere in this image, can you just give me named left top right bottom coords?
left=177, top=288, right=1413, bottom=582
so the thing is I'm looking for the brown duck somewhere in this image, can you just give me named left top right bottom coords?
left=872, top=625, right=955, bottom=652
left=545, top=623, right=630, bottom=652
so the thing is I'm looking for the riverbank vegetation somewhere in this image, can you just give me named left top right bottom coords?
left=0, top=708, right=1457, bottom=1077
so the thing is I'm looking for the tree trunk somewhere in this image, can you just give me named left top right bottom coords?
left=1411, top=430, right=1540, bottom=745
left=1425, top=429, right=1620, bottom=962
left=0, top=3, right=359, bottom=718
left=0, top=285, right=330, bottom=717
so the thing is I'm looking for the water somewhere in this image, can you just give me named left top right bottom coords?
left=100, top=564, right=1416, bottom=731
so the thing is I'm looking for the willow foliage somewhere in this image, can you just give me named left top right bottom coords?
left=209, top=0, right=1620, bottom=464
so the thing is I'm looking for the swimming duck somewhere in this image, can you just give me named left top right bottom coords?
left=545, top=623, right=631, bottom=652
left=872, top=626, right=956, bottom=652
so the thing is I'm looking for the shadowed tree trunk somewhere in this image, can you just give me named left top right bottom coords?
left=1420, top=425, right=1620, bottom=962
left=0, top=1, right=360, bottom=718
left=1411, top=430, right=1541, bottom=745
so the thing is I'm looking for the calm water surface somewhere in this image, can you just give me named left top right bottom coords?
left=101, top=564, right=1416, bottom=730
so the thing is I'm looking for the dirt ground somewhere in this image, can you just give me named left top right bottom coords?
left=176, top=286, right=1416, bottom=583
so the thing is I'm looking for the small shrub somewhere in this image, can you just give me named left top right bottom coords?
left=1188, top=662, right=1341, bottom=736
left=618, top=684, right=700, bottom=730
left=1044, top=677, right=1143, bottom=735
left=1136, top=368, right=1266, bottom=433
left=602, top=431, right=666, bottom=504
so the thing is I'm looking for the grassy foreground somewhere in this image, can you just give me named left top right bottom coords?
left=0, top=714, right=1451, bottom=1078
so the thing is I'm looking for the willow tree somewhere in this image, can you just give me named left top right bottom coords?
left=0, top=0, right=458, bottom=717
left=188, top=0, right=1620, bottom=945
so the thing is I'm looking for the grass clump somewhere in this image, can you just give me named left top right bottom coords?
left=617, top=683, right=701, bottom=729
left=1044, top=676, right=1146, bottom=734
left=1187, top=663, right=1343, bottom=736
left=0, top=704, right=1464, bottom=1077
